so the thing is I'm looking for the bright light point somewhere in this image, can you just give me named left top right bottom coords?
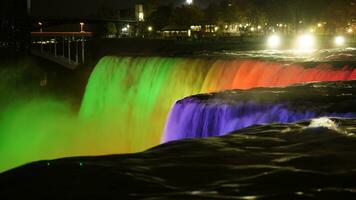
left=80, top=22, right=84, bottom=26
left=257, top=25, right=261, bottom=30
left=186, top=0, right=193, bottom=5
left=250, top=27, right=255, bottom=31
left=347, top=28, right=353, bottom=33
left=267, top=35, right=281, bottom=48
left=296, top=34, right=315, bottom=50
left=122, top=27, right=128, bottom=32
left=148, top=26, right=153, bottom=32
left=138, top=12, right=144, bottom=21
left=309, top=28, right=315, bottom=33
left=317, top=23, right=322, bottom=27
left=334, top=36, right=345, bottom=46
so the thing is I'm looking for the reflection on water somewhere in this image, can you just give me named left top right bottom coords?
left=200, top=47, right=356, bottom=62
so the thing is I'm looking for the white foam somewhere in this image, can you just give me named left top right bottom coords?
left=308, top=117, right=339, bottom=131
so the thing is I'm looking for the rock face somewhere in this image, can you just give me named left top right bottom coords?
left=163, top=80, right=356, bottom=142
left=1, top=117, right=356, bottom=199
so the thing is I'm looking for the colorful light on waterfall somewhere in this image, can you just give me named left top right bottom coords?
left=80, top=56, right=356, bottom=149
left=163, top=101, right=356, bottom=142
left=1, top=56, right=355, bottom=172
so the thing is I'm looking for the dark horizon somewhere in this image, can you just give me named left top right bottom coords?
left=31, top=0, right=220, bottom=18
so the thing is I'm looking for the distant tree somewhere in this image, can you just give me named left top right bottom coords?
left=145, top=0, right=161, bottom=17
left=172, top=5, right=204, bottom=28
left=105, top=22, right=117, bottom=35
left=96, top=6, right=120, bottom=19
left=204, top=3, right=221, bottom=25
left=220, top=1, right=243, bottom=24
left=147, top=5, right=173, bottom=30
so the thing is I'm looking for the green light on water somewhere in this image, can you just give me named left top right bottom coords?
left=1, top=56, right=354, bottom=173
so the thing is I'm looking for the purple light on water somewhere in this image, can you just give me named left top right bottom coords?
left=163, top=101, right=355, bottom=143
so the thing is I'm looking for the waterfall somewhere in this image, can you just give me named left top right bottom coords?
left=80, top=56, right=356, bottom=149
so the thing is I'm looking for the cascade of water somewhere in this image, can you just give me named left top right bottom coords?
left=80, top=56, right=356, bottom=149
left=1, top=56, right=355, bottom=172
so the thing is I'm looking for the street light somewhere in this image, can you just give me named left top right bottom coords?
left=148, top=26, right=153, bottom=32
left=80, top=22, right=85, bottom=32
left=334, top=36, right=345, bottom=46
left=186, top=0, right=193, bottom=5
left=267, top=35, right=281, bottom=49
left=38, top=22, right=43, bottom=32
left=296, top=34, right=315, bottom=50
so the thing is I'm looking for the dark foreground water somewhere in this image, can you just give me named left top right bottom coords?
left=0, top=117, right=355, bottom=199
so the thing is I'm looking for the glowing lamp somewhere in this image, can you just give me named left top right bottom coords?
left=80, top=22, right=85, bottom=32
left=296, top=34, right=315, bottom=50
left=138, top=12, right=144, bottom=21
left=186, top=0, right=193, bottom=5
left=334, top=36, right=345, bottom=46
left=267, top=35, right=281, bottom=48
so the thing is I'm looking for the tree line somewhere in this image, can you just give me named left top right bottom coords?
left=146, top=0, right=355, bottom=31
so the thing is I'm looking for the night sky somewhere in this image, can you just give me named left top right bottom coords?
left=32, top=0, right=219, bottom=18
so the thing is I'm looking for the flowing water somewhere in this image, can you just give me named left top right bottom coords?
left=2, top=116, right=356, bottom=199
left=0, top=51, right=356, bottom=173
left=164, top=81, right=356, bottom=142
left=80, top=56, right=356, bottom=152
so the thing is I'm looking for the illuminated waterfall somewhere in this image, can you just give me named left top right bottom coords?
left=80, top=56, right=356, bottom=150
left=163, top=98, right=356, bottom=142
left=1, top=56, right=355, bottom=172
